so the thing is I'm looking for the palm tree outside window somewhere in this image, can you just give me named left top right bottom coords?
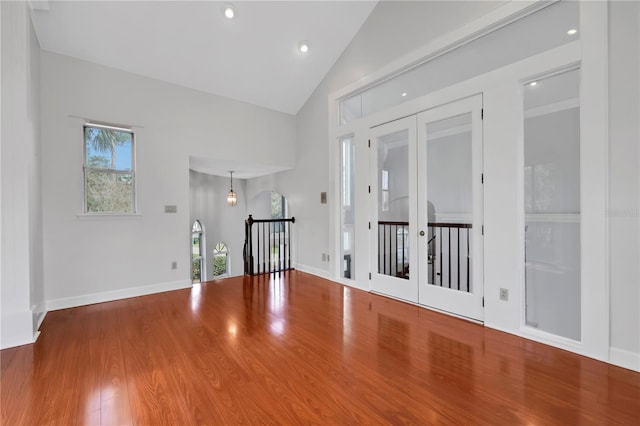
left=83, top=124, right=135, bottom=213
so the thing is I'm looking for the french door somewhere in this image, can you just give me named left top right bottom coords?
left=370, top=95, right=484, bottom=321
left=417, top=95, right=484, bottom=321
left=369, top=116, right=418, bottom=302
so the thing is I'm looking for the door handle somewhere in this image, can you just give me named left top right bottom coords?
left=419, top=230, right=425, bottom=236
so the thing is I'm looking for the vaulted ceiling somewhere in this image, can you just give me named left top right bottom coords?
left=30, top=1, right=377, bottom=115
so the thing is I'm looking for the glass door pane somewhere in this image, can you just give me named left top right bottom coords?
left=377, top=129, right=410, bottom=279
left=370, top=116, right=418, bottom=302
left=426, top=113, right=473, bottom=291
left=523, top=69, right=581, bottom=340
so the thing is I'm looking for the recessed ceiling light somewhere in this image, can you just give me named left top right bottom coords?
left=567, top=28, right=577, bottom=35
left=223, top=4, right=236, bottom=19
left=529, top=81, right=537, bottom=87
left=297, top=41, right=309, bottom=54
left=401, top=92, right=407, bottom=97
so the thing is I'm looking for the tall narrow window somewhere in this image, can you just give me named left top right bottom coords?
left=523, top=69, right=581, bottom=340
left=83, top=123, right=135, bottom=213
left=191, top=221, right=204, bottom=283
left=340, top=136, right=356, bottom=279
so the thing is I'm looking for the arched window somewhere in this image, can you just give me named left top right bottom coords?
left=191, top=220, right=204, bottom=283
left=213, top=242, right=229, bottom=278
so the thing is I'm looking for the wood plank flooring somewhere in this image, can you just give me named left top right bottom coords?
left=2, top=270, right=639, bottom=425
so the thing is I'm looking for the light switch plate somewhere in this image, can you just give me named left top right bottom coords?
left=500, top=288, right=509, bottom=301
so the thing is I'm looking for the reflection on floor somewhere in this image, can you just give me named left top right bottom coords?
left=1, top=270, right=639, bottom=425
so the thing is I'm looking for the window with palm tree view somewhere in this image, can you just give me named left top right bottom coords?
left=83, top=124, right=135, bottom=213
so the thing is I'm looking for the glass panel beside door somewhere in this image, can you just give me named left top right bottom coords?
left=339, top=136, right=356, bottom=280
left=523, top=69, right=581, bottom=341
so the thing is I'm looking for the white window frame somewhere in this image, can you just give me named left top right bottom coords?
left=213, top=242, right=229, bottom=278
left=82, top=122, right=137, bottom=214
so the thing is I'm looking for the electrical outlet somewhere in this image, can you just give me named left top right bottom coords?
left=499, top=288, right=509, bottom=301
left=165, top=205, right=177, bottom=213
left=171, top=261, right=177, bottom=270
left=322, top=253, right=327, bottom=261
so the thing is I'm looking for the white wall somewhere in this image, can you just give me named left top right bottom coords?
left=247, top=1, right=505, bottom=274
left=608, top=0, right=640, bottom=366
left=189, top=170, right=247, bottom=279
left=1, top=1, right=44, bottom=348
left=41, top=51, right=295, bottom=309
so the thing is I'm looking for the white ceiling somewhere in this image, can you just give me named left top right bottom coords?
left=30, top=0, right=377, bottom=115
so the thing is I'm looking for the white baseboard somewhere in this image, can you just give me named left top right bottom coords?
left=294, top=263, right=330, bottom=279
left=46, top=279, right=192, bottom=311
left=610, top=347, right=640, bottom=372
left=1, top=309, right=36, bottom=349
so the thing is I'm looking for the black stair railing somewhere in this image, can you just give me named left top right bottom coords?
left=377, top=221, right=472, bottom=292
left=427, top=222, right=472, bottom=292
left=244, top=215, right=295, bottom=275
left=377, top=221, right=410, bottom=279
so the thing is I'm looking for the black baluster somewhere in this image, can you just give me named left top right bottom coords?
left=268, top=222, right=271, bottom=273
left=457, top=227, right=460, bottom=291
left=448, top=227, right=451, bottom=289
left=402, top=225, right=405, bottom=279
left=467, top=227, right=470, bottom=292
left=439, top=227, right=443, bottom=286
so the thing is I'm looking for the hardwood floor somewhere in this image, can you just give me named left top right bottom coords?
left=2, top=270, right=639, bottom=425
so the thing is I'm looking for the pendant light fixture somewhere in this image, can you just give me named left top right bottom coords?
left=227, top=171, right=237, bottom=206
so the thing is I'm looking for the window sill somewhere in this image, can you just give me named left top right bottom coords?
left=77, top=213, right=142, bottom=220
